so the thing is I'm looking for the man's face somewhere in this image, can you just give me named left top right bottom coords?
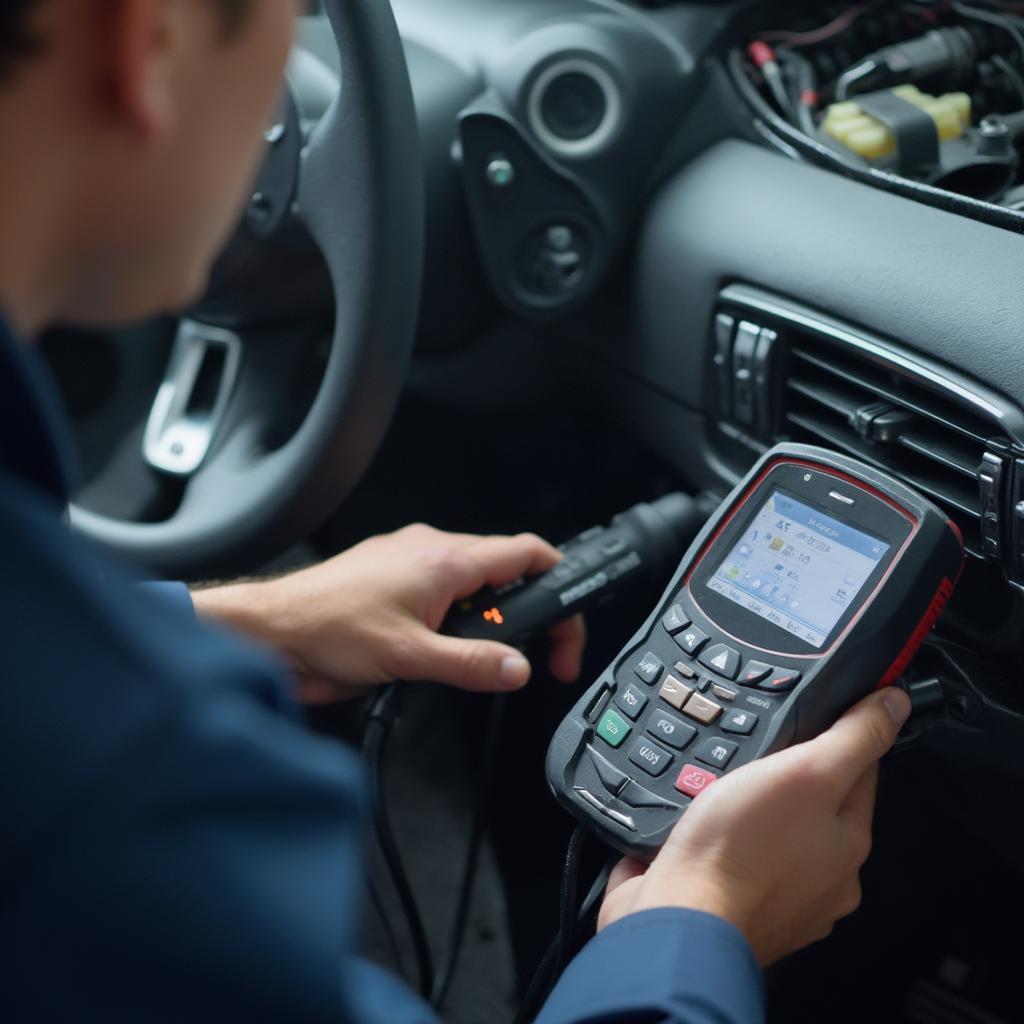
left=62, top=0, right=301, bottom=326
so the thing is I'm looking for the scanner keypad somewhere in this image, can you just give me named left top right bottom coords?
left=591, top=595, right=801, bottom=817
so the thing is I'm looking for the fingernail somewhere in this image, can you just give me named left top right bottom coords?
left=500, top=655, right=530, bottom=689
left=883, top=689, right=912, bottom=726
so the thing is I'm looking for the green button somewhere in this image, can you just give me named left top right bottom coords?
left=596, top=709, right=631, bottom=748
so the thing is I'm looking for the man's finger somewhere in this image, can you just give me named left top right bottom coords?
left=605, top=856, right=647, bottom=897
left=805, top=688, right=911, bottom=799
left=460, top=533, right=563, bottom=592
left=547, top=614, right=586, bottom=683
left=411, top=632, right=533, bottom=692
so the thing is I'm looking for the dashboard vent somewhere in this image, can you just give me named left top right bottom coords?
left=715, top=285, right=1024, bottom=564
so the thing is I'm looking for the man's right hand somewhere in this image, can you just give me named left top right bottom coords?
left=598, top=687, right=912, bottom=966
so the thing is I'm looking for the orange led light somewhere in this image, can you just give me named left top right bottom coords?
left=483, top=607, right=505, bottom=625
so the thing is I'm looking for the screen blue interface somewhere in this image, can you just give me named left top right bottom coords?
left=707, top=490, right=890, bottom=649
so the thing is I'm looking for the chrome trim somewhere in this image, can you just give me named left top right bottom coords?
left=142, top=320, right=242, bottom=477
left=526, top=58, right=623, bottom=159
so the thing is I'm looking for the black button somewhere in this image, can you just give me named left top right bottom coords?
left=721, top=709, right=758, bottom=736
left=587, top=746, right=629, bottom=796
left=693, top=676, right=713, bottom=693
left=600, top=536, right=627, bottom=557
left=757, top=668, right=802, bottom=693
left=619, top=779, right=681, bottom=810
left=646, top=711, right=697, bottom=751
left=698, top=643, right=741, bottom=680
left=540, top=556, right=586, bottom=590
left=633, top=651, right=664, bottom=686
left=738, top=660, right=773, bottom=686
left=662, top=604, right=691, bottom=635
left=695, top=737, right=739, bottom=769
left=628, top=738, right=674, bottom=778
left=674, top=626, right=709, bottom=656
left=614, top=683, right=649, bottom=721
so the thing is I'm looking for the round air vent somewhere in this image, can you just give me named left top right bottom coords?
left=526, top=58, right=622, bottom=158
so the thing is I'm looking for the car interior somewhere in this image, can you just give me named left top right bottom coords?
left=41, top=1, right=1024, bottom=1021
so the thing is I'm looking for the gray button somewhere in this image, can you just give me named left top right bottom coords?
left=646, top=711, right=697, bottom=751
left=628, top=739, right=674, bottom=778
left=633, top=651, right=664, bottom=685
left=722, top=709, right=758, bottom=736
left=695, top=737, right=739, bottom=769
left=662, top=604, right=690, bottom=635
left=614, top=683, right=648, bottom=721
left=674, top=626, right=709, bottom=656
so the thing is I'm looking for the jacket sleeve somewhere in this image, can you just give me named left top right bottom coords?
left=535, top=908, right=765, bottom=1024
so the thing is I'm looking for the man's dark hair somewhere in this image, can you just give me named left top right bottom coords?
left=0, top=0, right=254, bottom=83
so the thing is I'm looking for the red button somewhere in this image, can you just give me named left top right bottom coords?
left=757, top=668, right=801, bottom=693
left=674, top=763, right=719, bottom=798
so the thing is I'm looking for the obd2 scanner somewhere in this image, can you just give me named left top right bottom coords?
left=547, top=443, right=964, bottom=860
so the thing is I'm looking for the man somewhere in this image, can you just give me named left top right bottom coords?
left=0, top=2, right=912, bottom=1021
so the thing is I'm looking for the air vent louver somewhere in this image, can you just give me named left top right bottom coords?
left=716, top=286, right=1024, bottom=564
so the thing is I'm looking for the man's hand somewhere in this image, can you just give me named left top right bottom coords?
left=193, top=524, right=586, bottom=702
left=598, top=687, right=912, bottom=966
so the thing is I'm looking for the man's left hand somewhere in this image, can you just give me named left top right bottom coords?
left=192, top=524, right=586, bottom=702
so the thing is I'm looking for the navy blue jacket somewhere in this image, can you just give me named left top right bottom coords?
left=0, top=319, right=764, bottom=1022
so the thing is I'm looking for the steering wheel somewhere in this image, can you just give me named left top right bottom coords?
left=70, top=0, right=423, bottom=579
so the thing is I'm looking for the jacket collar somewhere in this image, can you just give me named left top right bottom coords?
left=0, top=317, right=78, bottom=506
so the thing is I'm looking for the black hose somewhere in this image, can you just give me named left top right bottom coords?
left=728, top=48, right=1024, bottom=235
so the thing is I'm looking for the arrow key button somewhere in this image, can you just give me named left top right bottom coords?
left=698, top=642, right=741, bottom=680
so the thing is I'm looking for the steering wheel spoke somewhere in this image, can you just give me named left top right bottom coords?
left=143, top=320, right=242, bottom=477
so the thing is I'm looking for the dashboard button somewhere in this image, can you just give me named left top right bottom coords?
left=698, top=643, right=741, bottom=680
left=674, top=626, right=710, bottom=656
left=757, top=668, right=802, bottom=693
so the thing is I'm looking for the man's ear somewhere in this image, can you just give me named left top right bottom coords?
left=102, top=0, right=184, bottom=142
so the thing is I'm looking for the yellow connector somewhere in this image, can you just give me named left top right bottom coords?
left=823, top=85, right=971, bottom=160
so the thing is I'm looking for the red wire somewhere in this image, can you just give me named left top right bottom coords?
left=758, top=3, right=879, bottom=48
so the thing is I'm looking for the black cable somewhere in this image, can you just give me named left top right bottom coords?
left=511, top=836, right=615, bottom=1024
left=363, top=685, right=435, bottom=1000
left=367, top=878, right=407, bottom=977
left=951, top=1, right=1024, bottom=65
left=556, top=825, right=587, bottom=974
left=431, top=694, right=507, bottom=1010
left=728, top=47, right=1024, bottom=234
